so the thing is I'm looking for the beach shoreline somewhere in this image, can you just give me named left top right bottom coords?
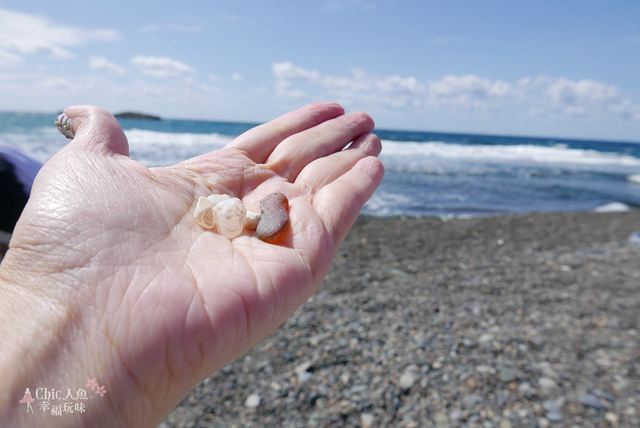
left=160, top=209, right=639, bottom=427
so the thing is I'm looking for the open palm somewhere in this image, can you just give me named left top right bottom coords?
left=4, top=103, right=383, bottom=426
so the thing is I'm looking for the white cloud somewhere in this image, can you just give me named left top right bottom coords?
left=89, top=56, right=126, bottom=76
left=130, top=56, right=196, bottom=82
left=272, top=61, right=640, bottom=121
left=374, top=74, right=426, bottom=95
left=428, top=75, right=639, bottom=119
left=0, top=7, right=119, bottom=68
left=427, top=74, right=513, bottom=110
left=272, top=61, right=321, bottom=83
left=273, top=61, right=425, bottom=110
left=515, top=76, right=638, bottom=119
left=205, top=72, right=245, bottom=86
left=272, top=61, right=322, bottom=99
left=0, top=48, right=23, bottom=68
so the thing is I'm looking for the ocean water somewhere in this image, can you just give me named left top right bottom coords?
left=1, top=111, right=639, bottom=218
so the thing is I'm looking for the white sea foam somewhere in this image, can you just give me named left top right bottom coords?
left=0, top=127, right=67, bottom=162
left=594, top=202, right=631, bottom=213
left=381, top=140, right=640, bottom=167
left=4, top=111, right=638, bottom=218
left=363, top=191, right=413, bottom=216
left=125, top=129, right=234, bottom=149
left=124, top=129, right=235, bottom=166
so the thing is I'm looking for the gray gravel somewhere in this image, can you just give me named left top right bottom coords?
left=156, top=210, right=639, bottom=427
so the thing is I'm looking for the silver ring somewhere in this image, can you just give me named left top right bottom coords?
left=55, top=113, right=75, bottom=139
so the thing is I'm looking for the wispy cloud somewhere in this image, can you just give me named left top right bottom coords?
left=272, top=61, right=640, bottom=120
left=130, top=56, right=196, bottom=82
left=0, top=7, right=119, bottom=67
left=207, top=72, right=245, bottom=85
left=273, top=61, right=425, bottom=110
left=517, top=76, right=639, bottom=119
left=427, top=74, right=512, bottom=111
left=89, top=56, right=126, bottom=76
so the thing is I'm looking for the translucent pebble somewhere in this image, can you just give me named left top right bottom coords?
left=257, top=192, right=290, bottom=244
left=213, top=198, right=247, bottom=238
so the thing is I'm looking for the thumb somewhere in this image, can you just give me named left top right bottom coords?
left=60, top=105, right=129, bottom=157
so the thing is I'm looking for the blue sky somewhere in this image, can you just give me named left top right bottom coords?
left=1, top=1, right=640, bottom=141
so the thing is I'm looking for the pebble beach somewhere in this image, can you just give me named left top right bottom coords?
left=160, top=210, right=640, bottom=427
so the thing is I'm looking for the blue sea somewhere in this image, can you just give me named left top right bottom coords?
left=2, top=111, right=640, bottom=218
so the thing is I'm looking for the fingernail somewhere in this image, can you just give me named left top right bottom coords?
left=55, top=113, right=75, bottom=139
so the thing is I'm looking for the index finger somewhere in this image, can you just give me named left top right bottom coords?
left=227, top=102, right=345, bottom=164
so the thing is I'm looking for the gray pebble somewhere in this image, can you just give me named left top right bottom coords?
left=317, top=384, right=329, bottom=396
left=294, top=361, right=312, bottom=374
left=245, top=393, right=260, bottom=408
left=449, top=409, right=463, bottom=422
left=543, top=400, right=563, bottom=422
left=463, top=393, right=482, bottom=406
left=399, top=365, right=419, bottom=390
left=499, top=366, right=517, bottom=383
left=297, top=371, right=312, bottom=383
left=538, top=377, right=558, bottom=396
left=579, top=393, right=607, bottom=409
left=348, top=385, right=368, bottom=394
left=518, top=381, right=534, bottom=397
left=593, top=389, right=616, bottom=402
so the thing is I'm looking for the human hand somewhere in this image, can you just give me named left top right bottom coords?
left=0, top=103, right=383, bottom=426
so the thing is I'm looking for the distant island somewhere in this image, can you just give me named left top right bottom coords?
left=114, top=112, right=161, bottom=120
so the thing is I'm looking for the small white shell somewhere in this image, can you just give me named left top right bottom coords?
left=194, top=194, right=261, bottom=238
left=55, top=113, right=75, bottom=139
left=212, top=198, right=247, bottom=239
left=207, top=194, right=230, bottom=205
left=193, top=197, right=215, bottom=229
